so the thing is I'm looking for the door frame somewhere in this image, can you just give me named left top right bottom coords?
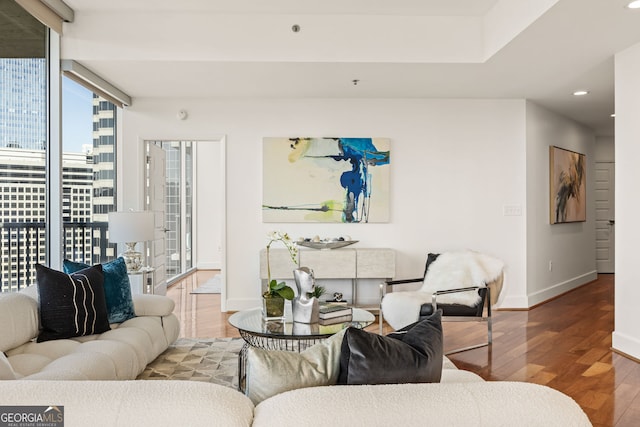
left=136, top=136, right=227, bottom=309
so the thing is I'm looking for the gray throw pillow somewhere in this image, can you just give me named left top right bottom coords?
left=245, top=329, right=346, bottom=405
left=338, top=310, right=443, bottom=385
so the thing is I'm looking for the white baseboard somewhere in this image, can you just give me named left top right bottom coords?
left=527, top=270, right=598, bottom=307
left=496, top=295, right=529, bottom=309
left=613, top=331, right=640, bottom=360
left=497, top=270, right=597, bottom=309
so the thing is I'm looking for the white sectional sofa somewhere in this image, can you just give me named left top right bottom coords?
left=0, top=285, right=179, bottom=380
left=0, top=285, right=591, bottom=426
left=0, top=378, right=592, bottom=426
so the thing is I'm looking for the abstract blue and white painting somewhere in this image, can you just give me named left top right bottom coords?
left=263, top=137, right=390, bottom=223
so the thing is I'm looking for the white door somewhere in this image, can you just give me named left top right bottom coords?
left=146, top=143, right=168, bottom=293
left=595, top=162, right=615, bottom=273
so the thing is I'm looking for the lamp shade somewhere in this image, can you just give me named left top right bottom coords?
left=108, top=211, right=155, bottom=243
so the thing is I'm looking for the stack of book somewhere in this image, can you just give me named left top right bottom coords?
left=318, top=303, right=353, bottom=325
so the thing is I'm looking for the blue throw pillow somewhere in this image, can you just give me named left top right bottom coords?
left=63, top=257, right=136, bottom=324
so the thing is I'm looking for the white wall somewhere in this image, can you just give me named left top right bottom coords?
left=613, top=41, right=640, bottom=359
left=122, top=98, right=529, bottom=310
left=523, top=101, right=597, bottom=307
left=195, top=141, right=223, bottom=270
left=595, top=135, right=615, bottom=162
left=121, top=97, right=596, bottom=312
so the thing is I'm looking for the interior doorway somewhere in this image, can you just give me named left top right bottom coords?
left=595, top=162, right=615, bottom=273
left=145, top=139, right=226, bottom=303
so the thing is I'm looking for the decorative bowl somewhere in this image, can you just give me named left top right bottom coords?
left=297, top=240, right=358, bottom=250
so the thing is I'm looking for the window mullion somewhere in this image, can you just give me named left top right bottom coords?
left=46, top=29, right=63, bottom=270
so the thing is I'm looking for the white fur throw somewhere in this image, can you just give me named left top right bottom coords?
left=381, top=251, right=504, bottom=330
left=420, top=250, right=504, bottom=306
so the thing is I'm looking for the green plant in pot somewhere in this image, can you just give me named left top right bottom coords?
left=263, top=280, right=295, bottom=319
left=308, top=284, right=326, bottom=299
left=263, top=231, right=298, bottom=320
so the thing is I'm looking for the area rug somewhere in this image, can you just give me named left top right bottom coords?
left=137, top=337, right=243, bottom=389
left=190, top=275, right=222, bottom=294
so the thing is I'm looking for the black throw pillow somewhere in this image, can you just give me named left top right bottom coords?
left=337, top=310, right=443, bottom=385
left=36, top=263, right=111, bottom=343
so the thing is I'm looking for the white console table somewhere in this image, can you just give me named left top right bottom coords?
left=259, top=247, right=395, bottom=309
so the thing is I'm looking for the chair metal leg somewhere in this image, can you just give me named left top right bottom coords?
left=488, top=316, right=493, bottom=344
left=379, top=282, right=384, bottom=334
left=444, top=288, right=493, bottom=355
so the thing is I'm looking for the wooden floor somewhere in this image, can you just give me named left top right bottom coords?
left=167, top=272, right=639, bottom=427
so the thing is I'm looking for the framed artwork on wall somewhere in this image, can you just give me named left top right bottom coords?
left=262, top=137, right=390, bottom=223
left=549, top=146, right=586, bottom=224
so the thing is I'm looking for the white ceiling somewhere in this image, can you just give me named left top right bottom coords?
left=63, top=0, right=501, bottom=15
left=62, top=0, right=640, bottom=136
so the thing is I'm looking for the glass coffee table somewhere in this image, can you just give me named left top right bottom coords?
left=229, top=307, right=375, bottom=391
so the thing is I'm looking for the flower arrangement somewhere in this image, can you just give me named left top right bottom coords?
left=264, top=231, right=297, bottom=300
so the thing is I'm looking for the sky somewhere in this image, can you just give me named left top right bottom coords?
left=62, top=77, right=93, bottom=154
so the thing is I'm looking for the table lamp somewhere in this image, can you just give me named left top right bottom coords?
left=108, top=211, right=155, bottom=272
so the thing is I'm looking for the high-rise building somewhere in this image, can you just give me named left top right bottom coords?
left=0, top=148, right=94, bottom=291
left=0, top=59, right=47, bottom=150
left=91, top=95, right=117, bottom=222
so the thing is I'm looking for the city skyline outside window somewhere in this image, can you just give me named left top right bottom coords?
left=0, top=52, right=48, bottom=292
left=0, top=56, right=119, bottom=291
left=61, top=75, right=118, bottom=267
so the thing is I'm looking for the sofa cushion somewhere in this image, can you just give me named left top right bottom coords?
left=36, top=264, right=111, bottom=343
left=338, top=311, right=443, bottom=385
left=245, top=329, right=346, bottom=405
left=132, top=294, right=175, bottom=317
left=110, top=316, right=171, bottom=361
left=0, top=352, right=16, bottom=380
left=70, top=339, right=142, bottom=380
left=252, top=382, right=592, bottom=427
left=34, top=351, right=118, bottom=380
left=6, top=339, right=81, bottom=378
left=64, top=257, right=136, bottom=324
left=0, top=292, right=39, bottom=352
left=98, top=324, right=158, bottom=368
left=6, top=353, right=52, bottom=379
left=0, top=380, right=255, bottom=427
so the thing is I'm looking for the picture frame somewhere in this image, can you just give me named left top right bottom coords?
left=549, top=146, right=586, bottom=224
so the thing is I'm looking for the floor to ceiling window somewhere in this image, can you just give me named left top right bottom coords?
left=0, top=2, right=47, bottom=291
left=0, top=1, right=124, bottom=292
left=61, top=77, right=118, bottom=265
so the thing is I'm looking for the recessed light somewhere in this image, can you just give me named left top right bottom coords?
left=627, top=1, right=640, bottom=9
left=572, top=90, right=589, bottom=96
